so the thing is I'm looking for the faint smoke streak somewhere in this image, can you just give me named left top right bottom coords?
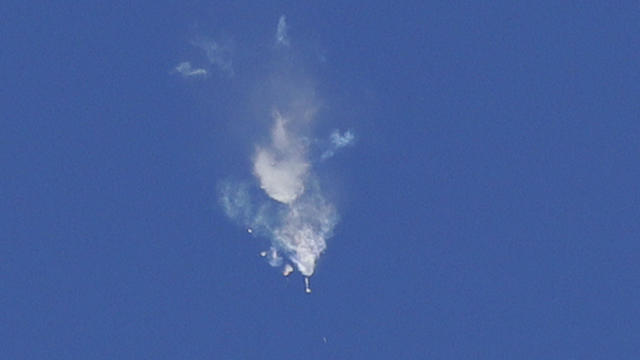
left=174, top=61, right=208, bottom=78
left=191, top=38, right=234, bottom=76
left=321, top=129, right=355, bottom=160
left=276, top=15, right=289, bottom=46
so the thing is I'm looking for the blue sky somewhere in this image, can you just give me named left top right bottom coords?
left=2, top=1, right=640, bottom=359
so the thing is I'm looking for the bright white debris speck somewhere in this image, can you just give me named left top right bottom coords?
left=283, top=264, right=294, bottom=277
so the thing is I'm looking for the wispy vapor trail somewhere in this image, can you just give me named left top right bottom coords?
left=174, top=61, right=208, bottom=78
left=276, top=15, right=289, bottom=46
left=322, top=129, right=355, bottom=160
left=191, top=38, right=234, bottom=76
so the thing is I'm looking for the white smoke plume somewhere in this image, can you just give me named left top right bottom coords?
left=218, top=15, right=350, bottom=291
left=253, top=111, right=309, bottom=204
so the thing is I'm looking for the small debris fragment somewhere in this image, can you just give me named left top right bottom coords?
left=282, top=264, right=294, bottom=277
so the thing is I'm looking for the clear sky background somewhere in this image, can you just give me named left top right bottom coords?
left=2, top=1, right=639, bottom=359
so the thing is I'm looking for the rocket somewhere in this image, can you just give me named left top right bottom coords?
left=304, top=277, right=311, bottom=294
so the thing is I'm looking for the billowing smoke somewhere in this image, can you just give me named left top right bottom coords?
left=253, top=111, right=309, bottom=204
left=218, top=15, right=352, bottom=292
left=220, top=110, right=339, bottom=279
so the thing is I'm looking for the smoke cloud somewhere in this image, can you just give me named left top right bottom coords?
left=218, top=15, right=352, bottom=290
left=220, top=110, right=338, bottom=279
left=253, top=111, right=309, bottom=204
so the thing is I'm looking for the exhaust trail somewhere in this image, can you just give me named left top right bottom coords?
left=219, top=15, right=352, bottom=293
